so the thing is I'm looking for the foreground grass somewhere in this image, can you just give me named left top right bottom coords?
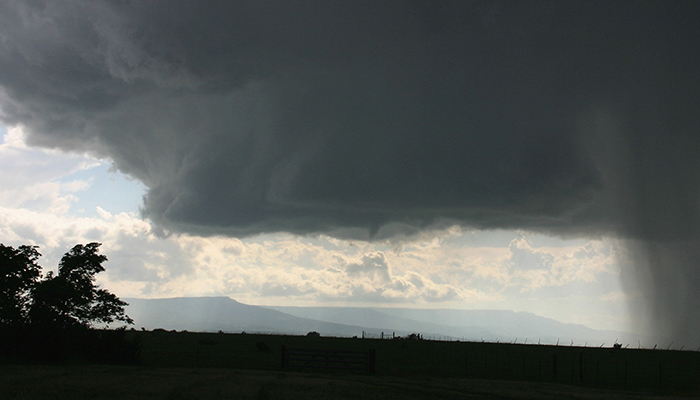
left=134, top=331, right=700, bottom=392
left=1, top=364, right=697, bottom=400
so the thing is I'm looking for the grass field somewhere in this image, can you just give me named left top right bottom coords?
left=134, top=330, right=700, bottom=393
left=2, top=330, right=699, bottom=399
left=2, top=364, right=696, bottom=400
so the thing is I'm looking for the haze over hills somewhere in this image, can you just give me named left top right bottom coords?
left=124, top=297, right=368, bottom=337
left=268, top=306, right=646, bottom=346
left=124, top=297, right=647, bottom=347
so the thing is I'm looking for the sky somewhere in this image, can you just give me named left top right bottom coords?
left=0, top=124, right=629, bottom=332
left=0, top=1, right=698, bottom=342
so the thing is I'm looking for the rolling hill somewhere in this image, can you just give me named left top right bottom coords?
left=123, top=297, right=644, bottom=345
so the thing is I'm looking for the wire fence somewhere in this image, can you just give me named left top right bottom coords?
left=134, top=329, right=700, bottom=392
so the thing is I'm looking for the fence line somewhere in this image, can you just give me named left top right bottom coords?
left=280, top=346, right=376, bottom=374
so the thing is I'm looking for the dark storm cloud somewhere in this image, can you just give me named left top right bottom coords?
left=0, top=0, right=609, bottom=237
left=1, top=1, right=700, bottom=342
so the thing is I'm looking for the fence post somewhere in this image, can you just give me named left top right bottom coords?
left=465, top=349, right=468, bottom=377
left=495, top=349, right=499, bottom=375
left=483, top=346, right=488, bottom=378
left=579, top=352, right=583, bottom=383
left=367, top=349, right=376, bottom=374
left=571, top=359, right=574, bottom=383
left=280, top=345, right=287, bottom=369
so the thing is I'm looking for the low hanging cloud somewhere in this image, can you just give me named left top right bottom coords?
left=508, top=238, right=553, bottom=271
left=0, top=1, right=611, bottom=238
left=0, top=176, right=623, bottom=327
left=1, top=1, right=700, bottom=343
left=343, top=252, right=392, bottom=282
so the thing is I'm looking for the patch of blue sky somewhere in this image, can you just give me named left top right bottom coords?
left=59, top=162, right=146, bottom=217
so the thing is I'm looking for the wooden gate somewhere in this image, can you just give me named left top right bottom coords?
left=281, top=346, right=376, bottom=374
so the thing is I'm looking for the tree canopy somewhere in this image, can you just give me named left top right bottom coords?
left=0, top=244, right=42, bottom=327
left=1, top=242, right=132, bottom=330
left=1, top=242, right=138, bottom=364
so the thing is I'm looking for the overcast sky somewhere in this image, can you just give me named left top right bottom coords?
left=1, top=1, right=698, bottom=341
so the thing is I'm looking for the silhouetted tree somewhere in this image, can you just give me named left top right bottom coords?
left=30, top=243, right=133, bottom=329
left=1, top=243, right=138, bottom=364
left=0, top=244, right=42, bottom=327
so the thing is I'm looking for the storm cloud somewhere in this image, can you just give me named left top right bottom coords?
left=1, top=1, right=699, bottom=343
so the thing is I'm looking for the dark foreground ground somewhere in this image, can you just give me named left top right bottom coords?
left=2, top=364, right=698, bottom=400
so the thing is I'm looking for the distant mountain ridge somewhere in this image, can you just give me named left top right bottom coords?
left=124, top=297, right=368, bottom=336
left=267, top=306, right=642, bottom=345
left=123, top=297, right=644, bottom=346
